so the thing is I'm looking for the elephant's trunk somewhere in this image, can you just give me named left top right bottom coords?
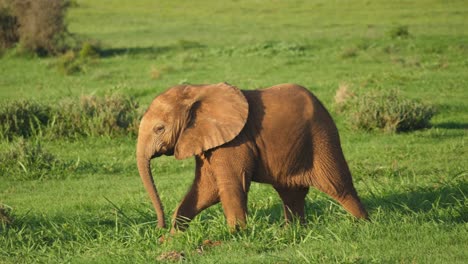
left=136, top=152, right=166, bottom=228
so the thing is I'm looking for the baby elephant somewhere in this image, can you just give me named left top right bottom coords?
left=136, top=83, right=368, bottom=232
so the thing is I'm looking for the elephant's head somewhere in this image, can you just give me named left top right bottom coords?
left=136, top=83, right=249, bottom=228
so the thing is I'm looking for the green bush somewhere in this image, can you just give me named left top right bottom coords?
left=335, top=88, right=435, bottom=133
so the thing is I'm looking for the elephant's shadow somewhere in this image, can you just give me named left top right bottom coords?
left=361, top=180, right=467, bottom=223
left=249, top=180, right=467, bottom=224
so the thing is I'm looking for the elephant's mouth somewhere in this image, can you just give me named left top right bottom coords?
left=165, top=148, right=175, bottom=156
left=150, top=153, right=162, bottom=159
left=151, top=148, right=174, bottom=159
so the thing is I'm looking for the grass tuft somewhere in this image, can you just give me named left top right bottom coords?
left=0, top=138, right=72, bottom=180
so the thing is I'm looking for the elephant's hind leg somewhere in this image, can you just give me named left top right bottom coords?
left=274, top=186, right=309, bottom=224
left=315, top=182, right=369, bottom=220
left=310, top=158, right=369, bottom=220
left=335, top=191, right=369, bottom=220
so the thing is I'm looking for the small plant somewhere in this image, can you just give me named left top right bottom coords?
left=55, top=41, right=101, bottom=75
left=0, top=204, right=13, bottom=225
left=334, top=87, right=435, bottom=133
left=56, top=50, right=82, bottom=74
left=388, top=25, right=410, bottom=39
left=79, top=41, right=100, bottom=60
left=0, top=138, right=64, bottom=180
left=334, top=83, right=355, bottom=109
left=149, top=65, right=174, bottom=79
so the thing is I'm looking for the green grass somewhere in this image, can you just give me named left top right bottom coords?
left=1, top=0, right=467, bottom=263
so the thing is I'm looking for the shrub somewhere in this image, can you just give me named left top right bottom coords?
left=14, top=0, right=70, bottom=55
left=0, top=0, right=72, bottom=55
left=335, top=87, right=435, bottom=133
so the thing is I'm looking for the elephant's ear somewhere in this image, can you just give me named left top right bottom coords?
left=175, top=83, right=249, bottom=160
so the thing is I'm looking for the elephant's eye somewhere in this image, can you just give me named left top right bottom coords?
left=153, top=124, right=165, bottom=134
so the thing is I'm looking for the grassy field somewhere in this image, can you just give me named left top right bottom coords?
left=1, top=0, right=467, bottom=263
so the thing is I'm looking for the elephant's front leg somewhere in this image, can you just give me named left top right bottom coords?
left=214, top=165, right=252, bottom=231
left=218, top=177, right=249, bottom=231
left=171, top=157, right=219, bottom=233
left=211, top=148, right=253, bottom=231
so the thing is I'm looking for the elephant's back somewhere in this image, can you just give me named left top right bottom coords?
left=242, top=83, right=333, bottom=131
left=241, top=84, right=323, bottom=185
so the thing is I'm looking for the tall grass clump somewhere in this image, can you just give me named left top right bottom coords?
left=335, top=86, right=435, bottom=133
left=53, top=94, right=141, bottom=137
left=0, top=100, right=51, bottom=140
left=0, top=94, right=140, bottom=140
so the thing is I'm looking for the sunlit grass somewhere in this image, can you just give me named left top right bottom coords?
left=1, top=0, right=467, bottom=263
